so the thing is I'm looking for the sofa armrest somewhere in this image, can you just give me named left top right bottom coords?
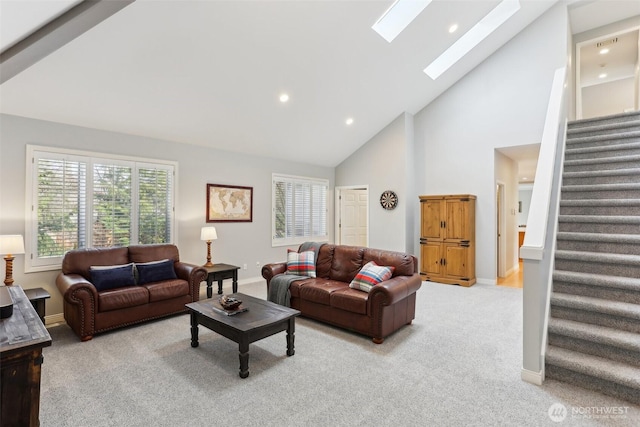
left=56, top=273, right=99, bottom=340
left=174, top=262, right=207, bottom=302
left=261, top=262, right=287, bottom=289
left=368, top=274, right=422, bottom=306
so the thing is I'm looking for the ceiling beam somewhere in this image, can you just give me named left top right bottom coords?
left=0, top=0, right=135, bottom=84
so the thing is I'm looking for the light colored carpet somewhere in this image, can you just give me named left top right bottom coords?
left=40, top=281, right=640, bottom=426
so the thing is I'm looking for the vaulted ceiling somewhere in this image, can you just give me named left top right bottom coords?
left=1, top=1, right=638, bottom=168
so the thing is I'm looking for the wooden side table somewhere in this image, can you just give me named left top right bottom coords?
left=1, top=286, right=52, bottom=427
left=203, top=264, right=240, bottom=298
left=24, top=287, right=51, bottom=323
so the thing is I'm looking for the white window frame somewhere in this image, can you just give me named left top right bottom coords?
left=25, top=145, right=177, bottom=272
left=272, top=173, right=329, bottom=247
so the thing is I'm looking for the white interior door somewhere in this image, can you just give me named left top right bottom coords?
left=337, top=188, right=368, bottom=246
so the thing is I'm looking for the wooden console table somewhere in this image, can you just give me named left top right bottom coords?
left=1, top=286, right=52, bottom=426
left=203, top=264, right=240, bottom=298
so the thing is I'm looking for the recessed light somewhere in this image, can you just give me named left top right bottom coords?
left=522, top=177, right=528, bottom=180
left=345, top=118, right=354, bottom=125
left=448, top=24, right=458, bottom=33
left=279, top=93, right=289, bottom=103
left=424, top=0, right=521, bottom=80
left=372, top=0, right=433, bottom=43
left=598, top=73, right=607, bottom=79
left=599, top=48, right=609, bottom=55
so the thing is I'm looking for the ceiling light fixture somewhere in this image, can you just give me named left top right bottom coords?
left=449, top=24, right=458, bottom=33
left=346, top=118, right=354, bottom=125
left=598, top=73, right=607, bottom=79
left=599, top=48, right=609, bottom=55
left=372, top=0, right=432, bottom=43
left=424, top=0, right=521, bottom=80
left=279, top=94, right=289, bottom=103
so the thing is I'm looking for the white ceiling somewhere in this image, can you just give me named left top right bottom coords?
left=0, top=0, right=638, bottom=170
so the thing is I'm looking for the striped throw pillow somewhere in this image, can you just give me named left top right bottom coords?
left=286, top=250, right=316, bottom=277
left=349, top=261, right=394, bottom=292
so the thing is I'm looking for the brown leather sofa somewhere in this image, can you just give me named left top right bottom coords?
left=262, top=244, right=422, bottom=343
left=56, top=244, right=207, bottom=341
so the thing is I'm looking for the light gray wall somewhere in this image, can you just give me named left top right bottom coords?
left=335, top=113, right=410, bottom=253
left=582, top=77, right=636, bottom=118
left=0, top=114, right=334, bottom=318
left=413, top=3, right=569, bottom=283
left=518, top=186, right=534, bottom=226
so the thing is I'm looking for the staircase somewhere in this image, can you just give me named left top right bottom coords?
left=545, top=110, right=640, bottom=404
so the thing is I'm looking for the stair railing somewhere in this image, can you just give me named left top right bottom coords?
left=521, top=67, right=568, bottom=385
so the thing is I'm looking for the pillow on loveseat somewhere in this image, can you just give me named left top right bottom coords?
left=90, top=263, right=136, bottom=291
left=135, top=259, right=177, bottom=285
left=349, top=261, right=394, bottom=292
left=286, top=250, right=316, bottom=277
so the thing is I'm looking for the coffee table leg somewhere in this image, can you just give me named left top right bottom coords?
left=239, top=338, right=249, bottom=378
left=286, top=318, right=295, bottom=356
left=190, top=312, right=199, bottom=348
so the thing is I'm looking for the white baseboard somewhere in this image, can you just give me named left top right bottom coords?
left=506, top=263, right=520, bottom=277
left=476, top=277, right=495, bottom=285
left=45, top=312, right=65, bottom=326
left=521, top=368, right=543, bottom=385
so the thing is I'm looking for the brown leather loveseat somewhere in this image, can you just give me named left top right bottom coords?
left=262, top=244, right=422, bottom=343
left=56, top=244, right=207, bottom=341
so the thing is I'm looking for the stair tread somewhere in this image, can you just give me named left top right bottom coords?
left=555, top=250, right=640, bottom=265
left=563, top=168, right=640, bottom=178
left=562, top=182, right=640, bottom=191
left=565, top=154, right=640, bottom=166
left=553, top=270, right=640, bottom=291
left=546, top=346, right=640, bottom=389
left=568, top=111, right=640, bottom=127
left=556, top=232, right=640, bottom=243
left=548, top=318, right=640, bottom=352
left=567, top=120, right=640, bottom=135
left=558, top=214, right=640, bottom=224
left=551, top=292, right=640, bottom=320
left=566, top=129, right=640, bottom=142
left=560, top=199, right=640, bottom=206
left=566, top=141, right=640, bottom=154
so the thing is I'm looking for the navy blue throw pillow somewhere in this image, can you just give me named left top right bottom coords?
left=90, top=263, right=136, bottom=291
left=136, top=259, right=177, bottom=285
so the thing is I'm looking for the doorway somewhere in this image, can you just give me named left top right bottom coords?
left=335, top=186, right=369, bottom=246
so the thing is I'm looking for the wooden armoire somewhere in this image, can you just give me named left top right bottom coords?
left=419, top=194, right=476, bottom=287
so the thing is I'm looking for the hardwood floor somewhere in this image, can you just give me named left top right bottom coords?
left=497, top=261, right=523, bottom=288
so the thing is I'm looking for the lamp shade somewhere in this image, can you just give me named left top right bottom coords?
left=0, top=235, right=25, bottom=256
left=200, top=227, right=218, bottom=241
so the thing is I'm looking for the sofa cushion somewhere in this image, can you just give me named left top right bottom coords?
left=90, top=263, right=136, bottom=291
left=298, top=279, right=348, bottom=305
left=136, top=259, right=177, bottom=285
left=286, top=250, right=316, bottom=277
left=98, top=286, right=149, bottom=312
left=349, top=261, right=394, bottom=293
left=363, top=248, right=416, bottom=276
left=330, top=288, right=368, bottom=315
left=329, top=246, right=365, bottom=282
left=129, top=244, right=179, bottom=263
left=142, top=279, right=190, bottom=302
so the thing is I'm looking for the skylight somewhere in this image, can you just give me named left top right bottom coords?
left=372, top=0, right=432, bottom=43
left=424, top=0, right=521, bottom=80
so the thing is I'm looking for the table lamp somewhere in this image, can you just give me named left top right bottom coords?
left=200, top=227, right=217, bottom=267
left=0, top=235, right=25, bottom=286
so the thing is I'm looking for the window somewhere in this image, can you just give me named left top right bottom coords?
left=26, top=146, right=175, bottom=271
left=272, top=174, right=328, bottom=247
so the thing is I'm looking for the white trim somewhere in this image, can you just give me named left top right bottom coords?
left=334, top=185, right=369, bottom=247
left=521, top=368, right=543, bottom=385
left=25, top=144, right=177, bottom=272
left=476, top=277, right=495, bottom=286
left=44, top=312, right=65, bottom=326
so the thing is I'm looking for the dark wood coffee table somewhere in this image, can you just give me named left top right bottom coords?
left=186, top=293, right=300, bottom=378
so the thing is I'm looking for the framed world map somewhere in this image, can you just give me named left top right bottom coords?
left=206, top=183, right=253, bottom=222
